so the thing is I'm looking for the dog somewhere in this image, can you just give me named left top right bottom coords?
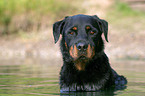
left=53, top=14, right=127, bottom=92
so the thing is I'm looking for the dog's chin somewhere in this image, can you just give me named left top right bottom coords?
left=73, top=55, right=89, bottom=61
left=78, top=56, right=88, bottom=60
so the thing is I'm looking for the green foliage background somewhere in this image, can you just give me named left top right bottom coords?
left=0, top=0, right=80, bottom=35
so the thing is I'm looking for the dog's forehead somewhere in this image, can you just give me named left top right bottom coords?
left=66, top=15, right=95, bottom=26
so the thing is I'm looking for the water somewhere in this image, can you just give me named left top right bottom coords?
left=0, top=58, right=145, bottom=96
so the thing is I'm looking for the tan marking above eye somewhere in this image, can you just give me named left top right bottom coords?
left=86, top=26, right=91, bottom=30
left=72, top=27, right=77, bottom=30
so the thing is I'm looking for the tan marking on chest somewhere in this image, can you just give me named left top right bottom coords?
left=75, top=61, right=86, bottom=71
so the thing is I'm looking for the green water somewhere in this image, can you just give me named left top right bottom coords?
left=0, top=59, right=145, bottom=96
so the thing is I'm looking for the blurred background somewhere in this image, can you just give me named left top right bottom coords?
left=0, top=0, right=145, bottom=95
left=0, top=0, right=144, bottom=60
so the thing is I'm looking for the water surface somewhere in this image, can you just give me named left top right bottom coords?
left=0, top=58, right=145, bottom=96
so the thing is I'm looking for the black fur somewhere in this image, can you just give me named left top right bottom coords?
left=53, top=14, right=127, bottom=92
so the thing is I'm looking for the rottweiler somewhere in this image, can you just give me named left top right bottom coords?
left=53, top=14, right=127, bottom=92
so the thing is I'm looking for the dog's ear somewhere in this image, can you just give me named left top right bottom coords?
left=53, top=17, right=68, bottom=43
left=93, top=15, right=109, bottom=42
left=53, top=20, right=65, bottom=43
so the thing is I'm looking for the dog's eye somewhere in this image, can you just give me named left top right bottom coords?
left=68, top=31, right=74, bottom=35
left=89, top=31, right=95, bottom=35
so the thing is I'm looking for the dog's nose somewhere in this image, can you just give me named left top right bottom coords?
left=76, top=42, right=88, bottom=51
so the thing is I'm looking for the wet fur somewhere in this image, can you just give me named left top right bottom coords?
left=53, top=14, right=127, bottom=92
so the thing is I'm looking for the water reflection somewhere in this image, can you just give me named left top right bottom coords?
left=60, top=91, right=115, bottom=96
left=0, top=58, right=145, bottom=95
left=60, top=85, right=127, bottom=96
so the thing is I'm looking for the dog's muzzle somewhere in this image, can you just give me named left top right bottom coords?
left=69, top=41, right=95, bottom=61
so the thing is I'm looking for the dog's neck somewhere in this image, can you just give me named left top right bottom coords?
left=74, top=59, right=88, bottom=71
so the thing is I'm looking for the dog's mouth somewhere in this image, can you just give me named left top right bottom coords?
left=78, top=56, right=87, bottom=60
left=79, top=55, right=87, bottom=60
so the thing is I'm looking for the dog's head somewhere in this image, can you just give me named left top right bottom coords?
left=53, top=14, right=108, bottom=70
